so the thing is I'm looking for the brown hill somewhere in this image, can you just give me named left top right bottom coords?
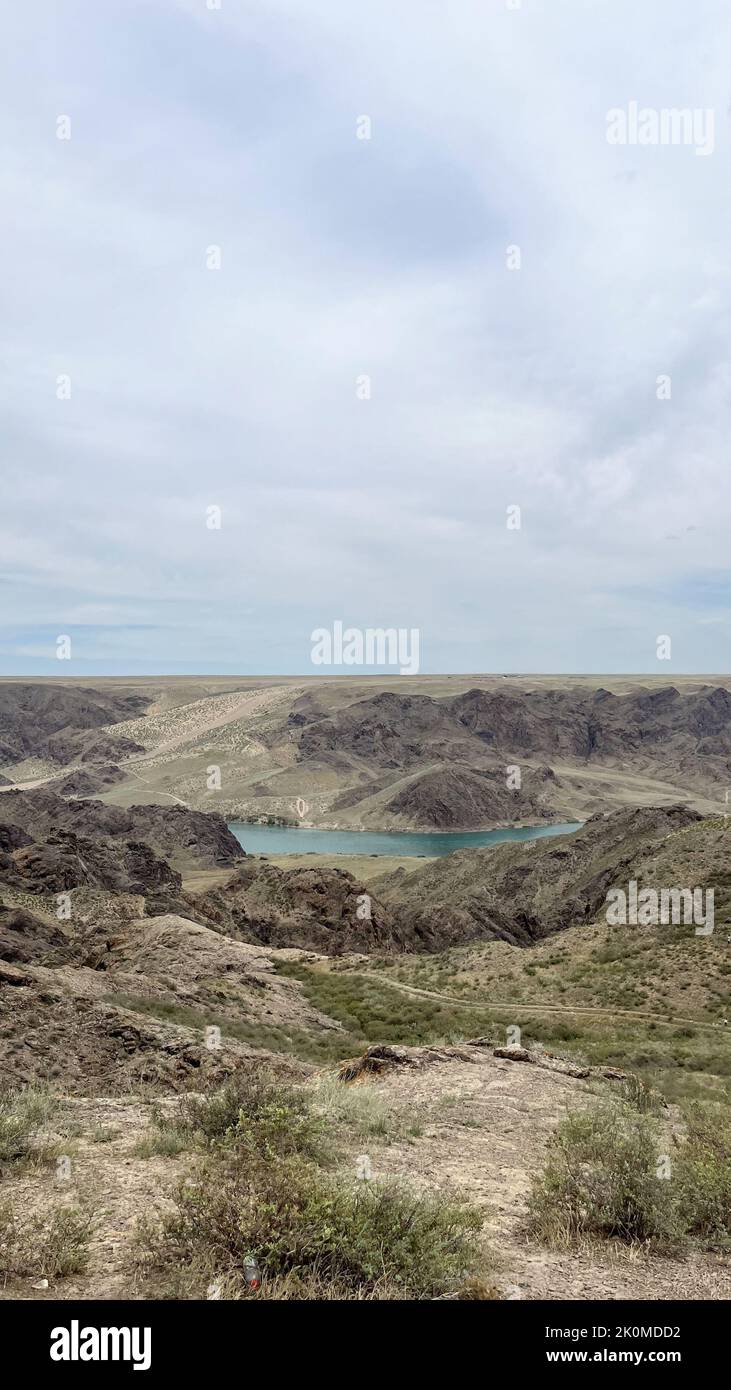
left=280, top=684, right=731, bottom=827
left=0, top=905, right=69, bottom=965
left=54, top=765, right=126, bottom=797
left=0, top=789, right=244, bottom=875
left=374, top=804, right=710, bottom=950
left=0, top=684, right=150, bottom=767
left=192, top=859, right=401, bottom=954
left=386, top=764, right=559, bottom=828
left=0, top=906, right=336, bottom=1094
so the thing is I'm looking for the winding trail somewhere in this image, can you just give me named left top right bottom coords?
left=358, top=970, right=727, bottom=1033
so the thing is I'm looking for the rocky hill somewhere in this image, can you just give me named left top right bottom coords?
left=372, top=804, right=720, bottom=950
left=192, top=859, right=402, bottom=954
left=1, top=680, right=729, bottom=1306
left=0, top=790, right=244, bottom=913
left=1, top=791, right=726, bottom=960
left=2, top=677, right=729, bottom=831
left=290, top=684, right=731, bottom=800
left=0, top=684, right=150, bottom=766
left=0, top=914, right=322, bottom=1094
left=0, top=789, right=243, bottom=873
left=385, top=763, right=559, bottom=828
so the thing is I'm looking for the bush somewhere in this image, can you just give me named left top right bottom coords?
left=34, top=1207, right=93, bottom=1278
left=135, top=1066, right=487, bottom=1299
left=168, top=1070, right=326, bottom=1162
left=133, top=1130, right=189, bottom=1159
left=618, top=1073, right=665, bottom=1116
left=137, top=1155, right=484, bottom=1300
left=311, top=1074, right=417, bottom=1141
left=673, top=1107, right=731, bottom=1248
left=0, top=1203, right=92, bottom=1282
left=0, top=1087, right=57, bottom=1165
left=527, top=1106, right=679, bottom=1247
left=529, top=1101, right=731, bottom=1251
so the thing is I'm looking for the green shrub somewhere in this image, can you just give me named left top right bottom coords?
left=674, top=1107, right=731, bottom=1248
left=133, top=1130, right=189, bottom=1159
left=619, top=1073, right=665, bottom=1115
left=529, top=1100, right=731, bottom=1251
left=0, top=1087, right=57, bottom=1165
left=311, top=1074, right=417, bottom=1142
left=0, top=1203, right=92, bottom=1281
left=135, top=1066, right=488, bottom=1299
left=527, top=1106, right=679, bottom=1247
left=138, top=1155, right=484, bottom=1300
left=34, top=1207, right=93, bottom=1278
left=163, top=1069, right=326, bottom=1163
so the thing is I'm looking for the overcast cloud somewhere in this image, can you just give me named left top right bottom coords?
left=1, top=0, right=729, bottom=675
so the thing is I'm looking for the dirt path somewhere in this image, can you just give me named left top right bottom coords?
left=0, top=775, right=57, bottom=793
left=358, top=971, right=725, bottom=1034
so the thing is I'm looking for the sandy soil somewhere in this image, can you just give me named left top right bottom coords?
left=0, top=1096, right=185, bottom=1301
left=358, top=1048, right=731, bottom=1301
left=3, top=1047, right=729, bottom=1302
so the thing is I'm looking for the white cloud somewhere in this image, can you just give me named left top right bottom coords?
left=0, top=0, right=729, bottom=673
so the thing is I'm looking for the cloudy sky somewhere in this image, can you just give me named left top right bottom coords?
left=1, top=0, right=729, bottom=675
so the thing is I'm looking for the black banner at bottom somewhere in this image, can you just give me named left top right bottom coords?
left=0, top=1298, right=720, bottom=1375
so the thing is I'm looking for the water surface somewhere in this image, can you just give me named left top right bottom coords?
left=227, top=820, right=582, bottom=858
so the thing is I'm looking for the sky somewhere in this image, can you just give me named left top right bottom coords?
left=1, top=0, right=730, bottom=676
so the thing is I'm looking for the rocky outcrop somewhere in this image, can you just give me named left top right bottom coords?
left=0, top=910, right=328, bottom=1093
left=0, top=789, right=245, bottom=873
left=0, top=823, right=33, bottom=854
left=293, top=690, right=472, bottom=772
left=0, top=905, right=69, bottom=965
left=287, top=684, right=731, bottom=825
left=193, top=859, right=402, bottom=954
left=375, top=804, right=705, bottom=950
left=386, top=764, right=558, bottom=829
left=0, top=830, right=181, bottom=897
left=79, top=735, right=146, bottom=764
left=0, top=975, right=310, bottom=1094
left=0, top=684, right=150, bottom=767
left=54, top=765, right=126, bottom=797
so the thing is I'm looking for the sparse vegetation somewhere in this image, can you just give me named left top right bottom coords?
left=311, top=1074, right=422, bottom=1142
left=109, top=993, right=361, bottom=1065
left=0, top=1202, right=92, bottom=1282
left=617, top=1073, right=666, bottom=1115
left=90, top=1126, right=120, bottom=1144
left=133, top=1130, right=190, bottom=1159
left=168, top=1069, right=328, bottom=1162
left=528, top=1100, right=731, bottom=1252
left=527, top=1105, right=679, bottom=1247
left=0, top=1086, right=57, bottom=1166
left=134, top=1068, right=489, bottom=1300
left=274, top=961, right=499, bottom=1052
left=3, top=685, right=731, bottom=1301
left=672, top=1107, right=731, bottom=1248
